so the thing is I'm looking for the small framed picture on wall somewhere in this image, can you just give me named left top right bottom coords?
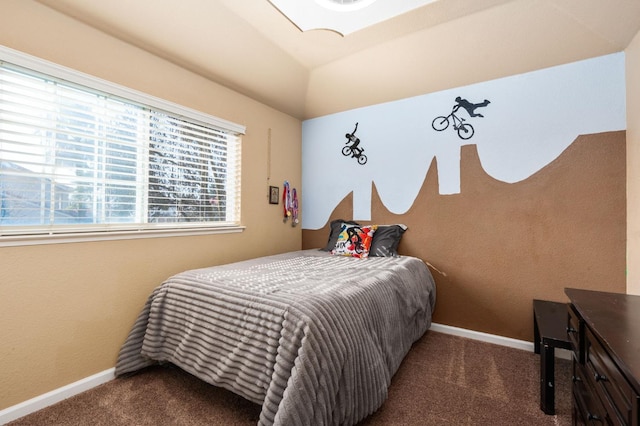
left=269, top=186, right=279, bottom=204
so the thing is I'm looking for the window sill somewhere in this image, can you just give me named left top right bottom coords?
left=0, top=225, right=246, bottom=247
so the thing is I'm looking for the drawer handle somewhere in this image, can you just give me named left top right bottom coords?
left=566, top=326, right=577, bottom=334
left=587, top=413, right=602, bottom=422
left=594, top=372, right=608, bottom=382
left=572, top=375, right=582, bottom=383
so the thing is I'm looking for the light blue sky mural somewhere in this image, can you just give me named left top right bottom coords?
left=301, top=53, right=626, bottom=229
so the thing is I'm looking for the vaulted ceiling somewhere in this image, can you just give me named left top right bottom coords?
left=34, top=0, right=640, bottom=120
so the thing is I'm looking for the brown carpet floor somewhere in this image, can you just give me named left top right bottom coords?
left=8, top=331, right=571, bottom=425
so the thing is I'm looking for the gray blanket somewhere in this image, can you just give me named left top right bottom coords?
left=115, top=249, right=436, bottom=425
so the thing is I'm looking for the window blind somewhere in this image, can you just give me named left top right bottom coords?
left=0, top=49, right=243, bottom=239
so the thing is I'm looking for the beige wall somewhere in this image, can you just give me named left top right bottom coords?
left=0, top=1, right=301, bottom=410
left=627, top=30, right=640, bottom=296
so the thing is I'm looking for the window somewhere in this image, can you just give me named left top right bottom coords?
left=0, top=46, right=244, bottom=245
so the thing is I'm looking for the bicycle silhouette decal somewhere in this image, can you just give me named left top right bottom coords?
left=432, top=97, right=490, bottom=140
left=342, top=122, right=367, bottom=165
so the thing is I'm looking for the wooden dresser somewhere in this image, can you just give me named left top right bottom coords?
left=565, top=288, right=640, bottom=425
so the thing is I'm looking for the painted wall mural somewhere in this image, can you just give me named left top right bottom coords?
left=301, top=53, right=626, bottom=230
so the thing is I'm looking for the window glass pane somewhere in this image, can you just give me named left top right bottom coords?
left=148, top=113, right=231, bottom=223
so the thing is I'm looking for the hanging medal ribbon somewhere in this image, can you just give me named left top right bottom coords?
left=291, top=188, right=298, bottom=227
left=282, top=180, right=291, bottom=222
left=282, top=180, right=299, bottom=225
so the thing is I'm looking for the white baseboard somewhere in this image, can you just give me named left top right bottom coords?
left=430, top=322, right=572, bottom=360
left=0, top=368, right=115, bottom=425
left=1, top=324, right=570, bottom=425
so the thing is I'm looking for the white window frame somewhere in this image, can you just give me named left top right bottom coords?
left=0, top=46, right=245, bottom=247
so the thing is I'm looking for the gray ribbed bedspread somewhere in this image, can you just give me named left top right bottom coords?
left=115, top=249, right=436, bottom=425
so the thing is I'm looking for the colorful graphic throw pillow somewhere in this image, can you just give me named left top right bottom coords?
left=330, top=224, right=377, bottom=258
left=322, top=219, right=360, bottom=251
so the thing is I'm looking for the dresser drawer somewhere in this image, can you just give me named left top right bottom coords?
left=573, top=359, right=612, bottom=424
left=586, top=328, right=635, bottom=425
left=567, top=304, right=583, bottom=363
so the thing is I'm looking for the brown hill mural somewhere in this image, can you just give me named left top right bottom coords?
left=302, top=131, right=626, bottom=341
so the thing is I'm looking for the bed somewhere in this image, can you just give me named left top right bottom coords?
left=115, top=248, right=436, bottom=425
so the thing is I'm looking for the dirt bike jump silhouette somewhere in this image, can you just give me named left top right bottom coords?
left=432, top=97, right=490, bottom=140
left=342, top=122, right=367, bottom=165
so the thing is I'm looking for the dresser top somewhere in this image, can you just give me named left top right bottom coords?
left=565, top=288, right=640, bottom=393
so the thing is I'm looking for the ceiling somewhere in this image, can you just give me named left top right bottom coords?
left=267, top=0, right=439, bottom=35
left=33, top=0, right=640, bottom=120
